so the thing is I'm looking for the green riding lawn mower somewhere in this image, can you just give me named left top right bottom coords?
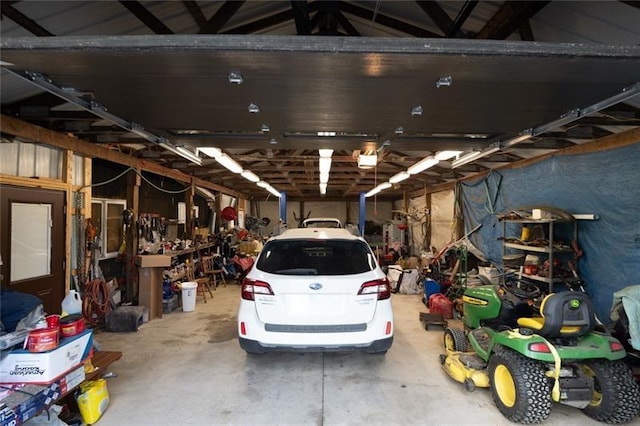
left=439, top=279, right=640, bottom=424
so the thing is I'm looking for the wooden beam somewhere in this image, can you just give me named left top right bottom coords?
left=119, top=1, right=174, bottom=34
left=448, top=0, right=477, bottom=37
left=476, top=1, right=550, bottom=40
left=518, top=20, right=534, bottom=41
left=620, top=1, right=640, bottom=10
left=0, top=3, right=53, bottom=36
left=407, top=126, right=640, bottom=197
left=415, top=1, right=454, bottom=36
left=0, top=115, right=247, bottom=199
left=223, top=8, right=294, bottom=34
left=291, top=0, right=312, bottom=35
left=199, top=1, right=245, bottom=34
left=182, top=0, right=207, bottom=29
left=334, top=10, right=360, bottom=36
left=339, top=1, right=441, bottom=38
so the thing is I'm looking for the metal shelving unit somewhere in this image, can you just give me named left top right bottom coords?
left=501, top=218, right=577, bottom=293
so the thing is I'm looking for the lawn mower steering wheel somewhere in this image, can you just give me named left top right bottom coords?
left=502, top=278, right=541, bottom=299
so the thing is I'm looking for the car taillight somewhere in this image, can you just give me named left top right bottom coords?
left=528, top=342, right=551, bottom=353
left=358, top=279, right=391, bottom=300
left=241, top=278, right=274, bottom=301
left=610, top=341, right=625, bottom=352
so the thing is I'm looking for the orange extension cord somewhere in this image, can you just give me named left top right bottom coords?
left=82, top=279, right=111, bottom=327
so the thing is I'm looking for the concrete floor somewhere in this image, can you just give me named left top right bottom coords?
left=95, top=285, right=614, bottom=426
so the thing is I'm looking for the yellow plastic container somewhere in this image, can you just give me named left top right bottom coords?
left=77, top=379, right=110, bottom=424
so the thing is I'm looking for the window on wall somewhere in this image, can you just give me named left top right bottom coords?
left=91, top=198, right=126, bottom=259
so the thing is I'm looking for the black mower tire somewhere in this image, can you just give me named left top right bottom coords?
left=488, top=346, right=551, bottom=424
left=444, top=327, right=467, bottom=352
left=581, top=360, right=640, bottom=423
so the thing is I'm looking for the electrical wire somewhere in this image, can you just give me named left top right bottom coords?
left=79, top=167, right=192, bottom=194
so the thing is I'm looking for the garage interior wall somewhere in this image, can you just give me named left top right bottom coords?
left=460, top=143, right=640, bottom=319
left=430, top=190, right=456, bottom=252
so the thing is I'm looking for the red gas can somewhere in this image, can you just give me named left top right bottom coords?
left=428, top=293, right=453, bottom=319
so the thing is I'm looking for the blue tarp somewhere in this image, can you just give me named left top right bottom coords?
left=460, top=143, right=640, bottom=320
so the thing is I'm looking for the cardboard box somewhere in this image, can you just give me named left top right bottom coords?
left=1, top=366, right=85, bottom=425
left=136, top=255, right=172, bottom=268
left=0, top=330, right=92, bottom=385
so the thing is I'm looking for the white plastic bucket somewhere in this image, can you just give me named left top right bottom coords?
left=181, top=282, right=198, bottom=312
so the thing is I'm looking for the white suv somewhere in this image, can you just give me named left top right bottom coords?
left=238, top=228, right=393, bottom=354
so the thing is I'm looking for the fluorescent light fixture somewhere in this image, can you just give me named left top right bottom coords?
left=389, top=171, right=410, bottom=184
left=407, top=156, right=439, bottom=175
left=248, top=103, right=260, bottom=114
left=265, top=184, right=280, bottom=197
left=319, top=183, right=327, bottom=195
left=411, top=106, right=423, bottom=116
left=175, top=146, right=202, bottom=165
left=260, top=124, right=270, bottom=133
left=365, top=188, right=380, bottom=197
left=159, top=142, right=202, bottom=165
left=434, top=150, right=463, bottom=161
left=319, top=149, right=334, bottom=157
left=269, top=138, right=278, bottom=145
left=197, top=147, right=222, bottom=158
left=451, top=146, right=500, bottom=168
left=215, top=153, right=243, bottom=173
left=365, top=182, right=392, bottom=198
left=319, top=171, right=329, bottom=184
left=241, top=170, right=260, bottom=183
left=395, top=126, right=404, bottom=134
left=317, top=131, right=336, bottom=137
left=501, top=130, right=533, bottom=149
left=256, top=181, right=269, bottom=188
left=358, top=153, right=377, bottom=169
left=319, top=157, right=332, bottom=173
left=228, top=72, right=243, bottom=84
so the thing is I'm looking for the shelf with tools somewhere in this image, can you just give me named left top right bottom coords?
left=500, top=214, right=578, bottom=293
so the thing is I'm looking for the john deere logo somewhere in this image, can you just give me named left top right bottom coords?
left=570, top=299, right=580, bottom=308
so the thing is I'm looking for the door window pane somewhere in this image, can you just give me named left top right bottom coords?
left=11, top=202, right=52, bottom=281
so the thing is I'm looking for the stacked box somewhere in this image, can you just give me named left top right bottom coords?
left=163, top=294, right=179, bottom=314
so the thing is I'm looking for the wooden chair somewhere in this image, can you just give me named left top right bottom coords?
left=185, top=264, right=214, bottom=303
left=202, top=255, right=227, bottom=289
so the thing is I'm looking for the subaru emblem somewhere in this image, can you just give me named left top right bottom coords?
left=309, top=283, right=322, bottom=290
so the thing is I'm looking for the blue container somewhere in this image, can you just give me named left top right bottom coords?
left=423, top=279, right=441, bottom=304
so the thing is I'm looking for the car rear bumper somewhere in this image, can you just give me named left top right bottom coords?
left=239, top=336, right=393, bottom=354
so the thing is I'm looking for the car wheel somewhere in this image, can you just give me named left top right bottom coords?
left=581, top=360, right=640, bottom=423
left=488, top=346, right=551, bottom=423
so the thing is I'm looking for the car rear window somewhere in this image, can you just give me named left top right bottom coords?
left=256, top=239, right=374, bottom=275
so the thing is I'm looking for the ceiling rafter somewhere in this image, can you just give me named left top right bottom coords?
left=476, top=1, right=550, bottom=40
left=447, top=0, right=477, bottom=37
left=118, top=1, right=174, bottom=34
left=415, top=1, right=454, bottom=36
left=182, top=0, right=207, bottom=29
left=291, top=0, right=312, bottom=35
left=518, top=20, right=534, bottom=41
left=199, top=1, right=246, bottom=34
left=0, top=2, right=54, bottom=36
left=339, top=1, right=441, bottom=38
left=223, top=6, right=294, bottom=34
left=334, top=10, right=360, bottom=36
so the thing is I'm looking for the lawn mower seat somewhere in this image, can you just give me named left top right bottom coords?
left=517, top=292, right=595, bottom=338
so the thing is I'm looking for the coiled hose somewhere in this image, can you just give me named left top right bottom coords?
left=82, top=279, right=111, bottom=327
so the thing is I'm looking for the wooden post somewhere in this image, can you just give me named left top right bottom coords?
left=126, top=168, right=141, bottom=302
